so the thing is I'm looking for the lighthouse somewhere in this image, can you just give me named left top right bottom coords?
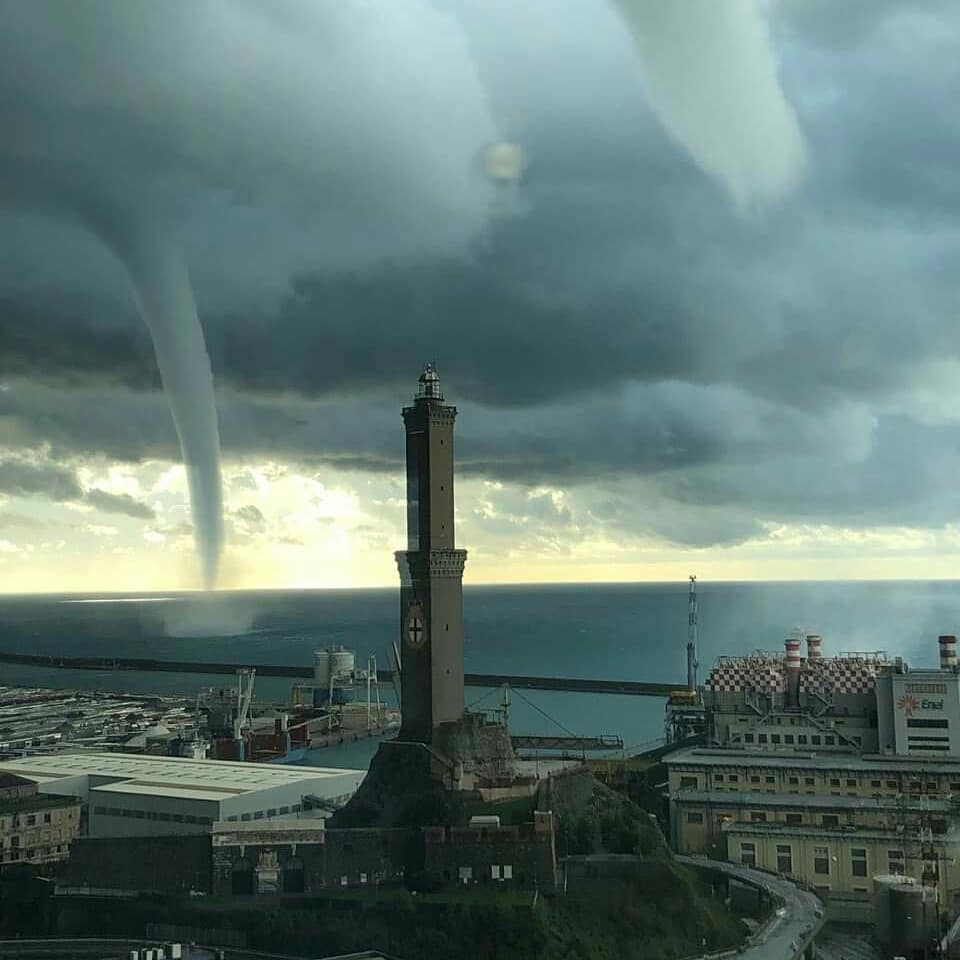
left=395, top=364, right=467, bottom=742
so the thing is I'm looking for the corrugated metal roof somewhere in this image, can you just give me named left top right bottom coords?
left=0, top=752, right=364, bottom=795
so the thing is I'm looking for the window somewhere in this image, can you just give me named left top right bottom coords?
left=814, top=846, right=830, bottom=875
left=788, top=776, right=799, bottom=786
left=824, top=736, right=835, bottom=745
left=750, top=775, right=761, bottom=784
left=798, top=735, right=808, bottom=745
left=821, top=815, right=839, bottom=828
left=870, top=780, right=882, bottom=788
left=279, top=806, right=290, bottom=815
left=758, top=734, right=768, bottom=744
left=771, top=734, right=781, bottom=744
left=740, top=842, right=756, bottom=867
left=267, top=808, right=277, bottom=817
left=679, top=776, right=698, bottom=790
left=846, top=779, right=857, bottom=787
left=43, top=813, right=51, bottom=824
left=253, top=811, right=264, bottom=820
left=830, top=778, right=841, bottom=787
left=458, top=866, right=473, bottom=883
left=728, top=775, right=738, bottom=783
left=776, top=844, right=792, bottom=874
left=851, top=848, right=867, bottom=877
left=686, top=812, right=704, bottom=824
left=504, top=865, right=514, bottom=880
left=886, top=780, right=898, bottom=790
left=805, top=777, right=815, bottom=786
left=811, top=736, right=821, bottom=745
left=750, top=811, right=766, bottom=822
left=907, top=718, right=949, bottom=729
left=744, top=734, right=754, bottom=743
left=784, top=734, right=794, bottom=744
left=491, top=865, right=502, bottom=880
left=888, top=850, right=905, bottom=874
left=714, top=774, right=723, bottom=783
left=765, top=776, right=775, bottom=784
left=26, top=815, right=35, bottom=826
left=950, top=783, right=960, bottom=792
left=785, top=813, right=802, bottom=826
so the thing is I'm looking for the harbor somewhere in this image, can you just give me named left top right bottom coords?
left=0, top=645, right=398, bottom=764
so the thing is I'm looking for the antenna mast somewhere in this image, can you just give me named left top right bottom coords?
left=687, top=575, right=699, bottom=692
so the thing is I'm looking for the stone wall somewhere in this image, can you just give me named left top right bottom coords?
left=423, top=812, right=558, bottom=890
left=209, top=826, right=410, bottom=895
left=59, top=835, right=211, bottom=895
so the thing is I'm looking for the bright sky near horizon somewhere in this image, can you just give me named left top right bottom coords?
left=3, top=1, right=960, bottom=592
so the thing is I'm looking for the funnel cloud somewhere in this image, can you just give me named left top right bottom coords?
left=116, top=233, right=223, bottom=589
left=614, top=0, right=808, bottom=209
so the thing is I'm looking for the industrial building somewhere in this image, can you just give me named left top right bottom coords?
left=0, top=771, right=80, bottom=864
left=0, top=753, right=364, bottom=839
left=668, top=633, right=960, bottom=922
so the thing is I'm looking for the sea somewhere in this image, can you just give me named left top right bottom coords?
left=1, top=580, right=959, bottom=771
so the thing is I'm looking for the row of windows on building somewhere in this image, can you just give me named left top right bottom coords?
left=680, top=772, right=960, bottom=794
left=223, top=804, right=302, bottom=822
left=0, top=810, right=68, bottom=829
left=0, top=842, right=69, bottom=862
left=738, top=842, right=932, bottom=881
left=737, top=732, right=858, bottom=747
left=93, top=806, right=215, bottom=826
left=685, top=809, right=949, bottom=834
left=92, top=804, right=305, bottom=825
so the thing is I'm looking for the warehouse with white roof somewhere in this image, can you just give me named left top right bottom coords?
left=0, top=753, right=364, bottom=838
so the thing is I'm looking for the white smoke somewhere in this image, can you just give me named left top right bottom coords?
left=613, top=0, right=808, bottom=210
left=117, top=233, right=223, bottom=590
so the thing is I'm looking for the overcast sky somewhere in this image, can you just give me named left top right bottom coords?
left=2, top=0, right=960, bottom=592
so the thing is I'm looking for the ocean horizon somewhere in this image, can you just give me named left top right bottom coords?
left=2, top=579, right=960, bottom=769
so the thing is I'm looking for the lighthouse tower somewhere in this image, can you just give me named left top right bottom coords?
left=396, top=364, right=467, bottom=743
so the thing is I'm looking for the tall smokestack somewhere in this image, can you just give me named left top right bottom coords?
left=806, top=634, right=823, bottom=661
left=939, top=635, right=957, bottom=671
left=784, top=637, right=801, bottom=708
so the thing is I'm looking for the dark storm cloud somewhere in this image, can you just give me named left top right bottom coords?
left=0, top=295, right=157, bottom=390
left=0, top=458, right=82, bottom=502
left=3, top=0, right=960, bottom=549
left=83, top=489, right=155, bottom=520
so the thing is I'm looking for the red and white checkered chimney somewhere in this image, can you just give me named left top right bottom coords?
left=938, top=635, right=957, bottom=670
left=784, top=637, right=801, bottom=708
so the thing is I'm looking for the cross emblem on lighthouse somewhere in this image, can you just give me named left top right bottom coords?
left=406, top=605, right=426, bottom=649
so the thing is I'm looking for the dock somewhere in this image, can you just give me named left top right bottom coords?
left=0, top=652, right=676, bottom=698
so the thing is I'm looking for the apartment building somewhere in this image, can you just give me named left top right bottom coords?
left=0, top=772, right=81, bottom=865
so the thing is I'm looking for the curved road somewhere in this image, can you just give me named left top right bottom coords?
left=678, top=857, right=825, bottom=960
